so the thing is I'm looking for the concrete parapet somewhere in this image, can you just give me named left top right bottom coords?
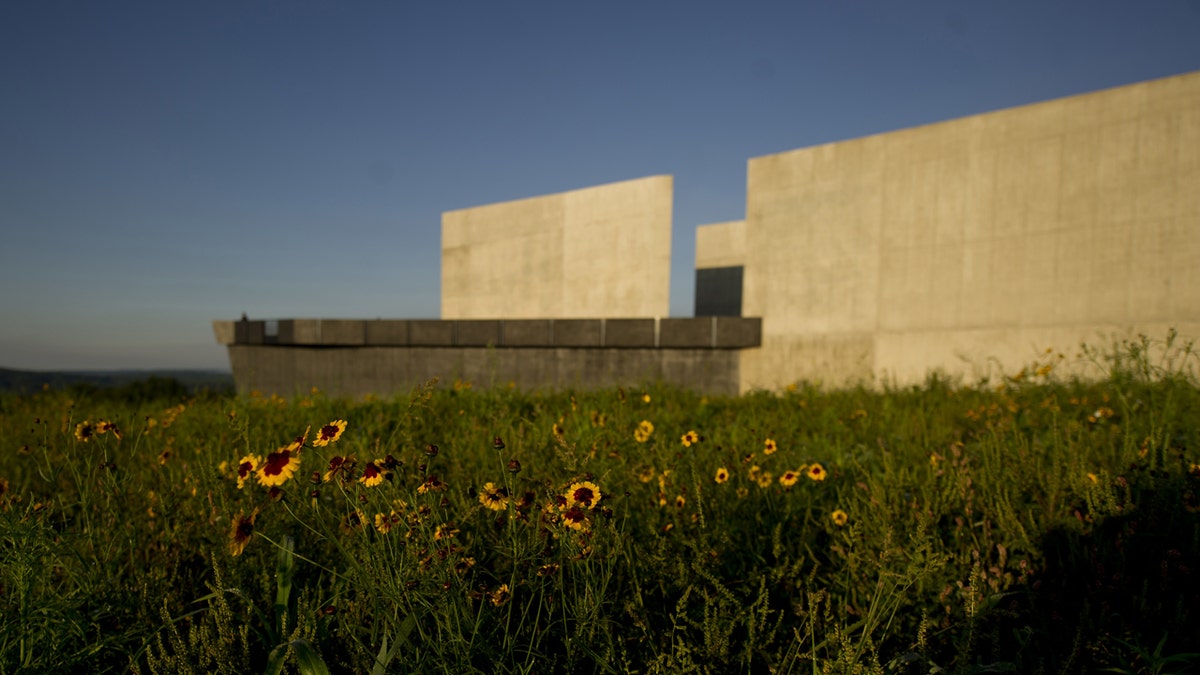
left=235, top=320, right=265, bottom=345
left=366, top=320, right=410, bottom=345
left=715, top=317, right=762, bottom=348
left=281, top=319, right=323, bottom=345
left=502, top=320, right=553, bottom=346
left=410, top=320, right=455, bottom=346
left=319, top=320, right=366, bottom=345
left=604, top=319, right=656, bottom=347
left=552, top=319, right=603, bottom=347
left=456, top=320, right=501, bottom=346
left=660, top=318, right=712, bottom=348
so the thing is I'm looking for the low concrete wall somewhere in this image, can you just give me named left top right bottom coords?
left=225, top=345, right=744, bottom=397
left=216, top=317, right=760, bottom=397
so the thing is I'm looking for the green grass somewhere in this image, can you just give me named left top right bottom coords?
left=2, top=334, right=1199, bottom=674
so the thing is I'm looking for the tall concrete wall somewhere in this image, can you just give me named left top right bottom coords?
left=441, top=175, right=673, bottom=319
left=742, top=69, right=1200, bottom=390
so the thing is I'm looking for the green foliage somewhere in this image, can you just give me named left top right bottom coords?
left=1, top=334, right=1198, bottom=673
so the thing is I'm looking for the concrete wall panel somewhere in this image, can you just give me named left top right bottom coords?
left=742, top=69, right=1200, bottom=391
left=442, top=175, right=672, bottom=320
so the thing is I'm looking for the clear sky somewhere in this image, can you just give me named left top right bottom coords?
left=3, top=1, right=1199, bottom=372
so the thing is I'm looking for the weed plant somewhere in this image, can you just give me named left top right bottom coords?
left=1, top=334, right=1198, bottom=673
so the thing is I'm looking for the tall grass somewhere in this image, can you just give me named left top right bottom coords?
left=1, top=334, right=1198, bottom=673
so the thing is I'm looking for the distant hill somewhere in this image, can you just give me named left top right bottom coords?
left=0, top=367, right=234, bottom=395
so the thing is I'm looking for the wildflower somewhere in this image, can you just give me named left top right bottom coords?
left=74, top=420, right=95, bottom=442
left=562, top=506, right=589, bottom=531
left=552, top=421, right=565, bottom=438
left=236, top=454, right=262, bottom=489
left=674, top=495, right=686, bottom=509
left=1087, top=473, right=1098, bottom=484
left=374, top=511, right=398, bottom=533
left=96, top=420, right=122, bottom=439
left=417, top=476, right=446, bottom=495
left=681, top=430, right=699, bottom=447
left=489, top=584, right=511, bottom=607
left=537, top=563, right=560, bottom=577
left=756, top=472, right=773, bottom=489
left=642, top=394, right=651, bottom=403
left=635, top=420, right=654, bottom=443
left=284, top=427, right=310, bottom=452
left=359, top=460, right=388, bottom=487
left=454, top=557, right=476, bottom=574
left=735, top=486, right=749, bottom=498
left=638, top=465, right=656, bottom=483
left=506, top=458, right=522, bottom=474
left=257, top=447, right=301, bottom=487
left=806, top=463, right=827, bottom=482
left=779, top=470, right=800, bottom=487
left=748, top=464, right=762, bottom=481
left=763, top=438, right=777, bottom=455
left=434, top=523, right=459, bottom=540
left=478, top=482, right=509, bottom=511
left=324, top=455, right=356, bottom=483
left=565, top=481, right=601, bottom=509
left=831, top=510, right=848, bottom=526
left=313, top=420, right=347, bottom=447
left=228, top=509, right=259, bottom=556
left=590, top=410, right=606, bottom=427
left=714, top=467, right=730, bottom=484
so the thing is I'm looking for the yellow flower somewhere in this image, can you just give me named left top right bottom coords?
left=714, top=467, right=730, bottom=484
left=642, top=394, right=651, bottom=403
left=374, top=511, right=398, bottom=533
left=806, top=463, right=827, bottom=482
left=562, top=506, right=590, bottom=531
left=681, top=430, right=699, bottom=447
left=236, top=454, right=262, bottom=489
left=228, top=509, right=259, bottom=556
left=489, top=584, right=511, bottom=607
left=257, top=448, right=301, bottom=487
left=359, top=460, right=388, bottom=487
left=74, top=420, right=95, bottom=442
left=756, top=472, right=773, bottom=489
left=674, top=494, right=686, bottom=509
left=831, top=510, right=848, bottom=526
left=1087, top=473, right=1099, bottom=484
left=635, top=420, right=654, bottom=443
left=779, top=470, right=800, bottom=487
left=313, top=420, right=347, bottom=447
left=565, top=481, right=602, bottom=509
left=637, top=465, right=656, bottom=483
left=763, top=438, right=777, bottom=455
left=434, top=523, right=459, bottom=540
left=478, top=482, right=509, bottom=511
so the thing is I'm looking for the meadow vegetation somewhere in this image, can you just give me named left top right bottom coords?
left=2, top=333, right=1199, bottom=674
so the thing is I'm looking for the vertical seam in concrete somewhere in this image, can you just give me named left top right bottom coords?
left=654, top=317, right=660, bottom=348
left=711, top=316, right=718, bottom=348
left=549, top=319, right=555, bottom=346
left=600, top=319, right=606, bottom=347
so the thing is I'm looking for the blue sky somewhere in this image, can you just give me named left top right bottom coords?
left=3, top=1, right=1199, bottom=372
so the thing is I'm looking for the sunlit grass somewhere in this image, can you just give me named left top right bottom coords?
left=1, top=334, right=1198, bottom=673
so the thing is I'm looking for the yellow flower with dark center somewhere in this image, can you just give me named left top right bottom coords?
left=489, top=584, right=511, bottom=607
left=537, top=563, right=560, bottom=577
left=313, top=420, right=347, bottom=447
left=74, top=420, right=95, bottom=442
left=674, top=495, right=686, bottom=509
left=779, top=470, right=800, bottom=487
left=417, top=476, right=446, bottom=494
left=236, top=454, right=262, bottom=489
left=96, top=420, right=122, bottom=439
left=228, top=509, right=259, bottom=556
left=359, top=460, right=388, bottom=487
left=562, top=506, right=589, bottom=531
left=831, top=510, right=848, bottom=526
left=806, top=463, right=827, bottom=482
left=756, top=472, right=773, bottom=489
left=324, top=455, right=356, bottom=483
left=478, top=482, right=509, bottom=511
left=374, top=511, right=398, bottom=533
left=257, top=448, right=301, bottom=487
left=565, top=481, right=602, bottom=509
left=748, top=464, right=762, bottom=481
left=714, top=467, right=730, bottom=484
left=681, top=430, right=699, bottom=447
left=434, top=523, right=459, bottom=540
left=763, top=438, right=777, bottom=455
left=637, top=465, right=656, bottom=483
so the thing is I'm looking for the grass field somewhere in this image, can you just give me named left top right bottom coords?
left=2, top=334, right=1199, bottom=674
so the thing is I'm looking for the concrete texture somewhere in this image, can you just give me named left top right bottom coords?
left=695, top=221, right=746, bottom=269
left=741, top=69, right=1200, bottom=390
left=441, top=175, right=673, bottom=319
left=227, top=345, right=743, bottom=396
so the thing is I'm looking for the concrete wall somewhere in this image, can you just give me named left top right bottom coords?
left=225, top=345, right=743, bottom=397
left=742, top=69, right=1200, bottom=390
left=441, top=175, right=673, bottom=319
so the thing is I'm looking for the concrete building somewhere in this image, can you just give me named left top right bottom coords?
left=736, top=68, right=1199, bottom=390
left=216, top=69, right=1198, bottom=396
